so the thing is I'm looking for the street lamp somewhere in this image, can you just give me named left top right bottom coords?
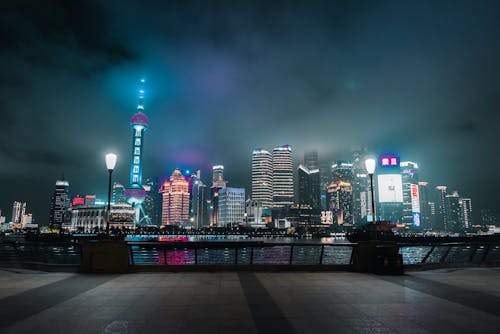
left=365, top=158, right=376, bottom=224
left=105, top=153, right=117, bottom=236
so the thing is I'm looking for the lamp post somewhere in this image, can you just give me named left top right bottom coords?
left=105, top=153, right=117, bottom=236
left=365, top=158, right=376, bottom=224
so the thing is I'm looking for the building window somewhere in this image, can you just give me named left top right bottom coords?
left=133, top=156, right=140, bottom=164
left=135, top=138, right=141, bottom=146
left=133, top=165, right=139, bottom=173
left=133, top=175, right=139, bottom=183
left=135, top=129, right=142, bottom=137
left=134, top=147, right=140, bottom=155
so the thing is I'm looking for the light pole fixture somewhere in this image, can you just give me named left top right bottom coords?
left=365, top=158, right=376, bottom=224
left=105, top=153, right=117, bottom=236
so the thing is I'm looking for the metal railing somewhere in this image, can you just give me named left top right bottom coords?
left=0, top=242, right=82, bottom=265
left=127, top=241, right=355, bottom=268
left=399, top=242, right=500, bottom=267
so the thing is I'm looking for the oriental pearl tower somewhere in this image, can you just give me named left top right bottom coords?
left=124, top=79, right=151, bottom=225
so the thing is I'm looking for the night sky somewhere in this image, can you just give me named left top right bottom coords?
left=1, top=0, right=499, bottom=224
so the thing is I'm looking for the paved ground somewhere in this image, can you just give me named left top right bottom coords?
left=0, top=267, right=499, bottom=333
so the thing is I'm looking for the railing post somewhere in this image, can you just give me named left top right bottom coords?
left=469, top=245, right=478, bottom=263
left=481, top=244, right=490, bottom=264
left=319, top=245, right=325, bottom=265
left=421, top=245, right=435, bottom=264
left=129, top=245, right=135, bottom=266
left=289, top=245, right=294, bottom=265
left=440, top=245, right=452, bottom=263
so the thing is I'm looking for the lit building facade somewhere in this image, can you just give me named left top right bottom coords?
left=400, top=161, right=420, bottom=228
left=160, top=169, right=190, bottom=226
left=251, top=149, right=273, bottom=207
left=435, top=186, right=448, bottom=231
left=445, top=191, right=461, bottom=232
left=190, top=171, right=210, bottom=229
left=460, top=198, right=472, bottom=230
left=272, top=145, right=294, bottom=206
left=218, top=187, right=245, bottom=227
left=297, top=165, right=321, bottom=211
left=112, top=182, right=126, bottom=204
left=210, top=165, right=228, bottom=226
left=49, top=180, right=70, bottom=230
left=67, top=203, right=135, bottom=233
left=326, top=181, right=353, bottom=227
left=11, top=201, right=26, bottom=224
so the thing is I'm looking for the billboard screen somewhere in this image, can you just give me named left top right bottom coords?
left=377, top=174, right=403, bottom=203
left=379, top=155, right=400, bottom=167
left=411, top=184, right=421, bottom=227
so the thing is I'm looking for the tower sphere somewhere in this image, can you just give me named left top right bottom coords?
left=130, top=112, right=149, bottom=128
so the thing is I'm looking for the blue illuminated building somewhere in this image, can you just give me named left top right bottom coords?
left=124, top=79, right=151, bottom=225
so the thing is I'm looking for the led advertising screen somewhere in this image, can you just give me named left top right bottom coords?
left=411, top=184, right=421, bottom=227
left=377, top=174, right=403, bottom=203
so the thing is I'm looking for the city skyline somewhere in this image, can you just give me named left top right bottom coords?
left=1, top=0, right=500, bottom=224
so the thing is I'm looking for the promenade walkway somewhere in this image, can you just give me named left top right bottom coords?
left=0, top=267, right=499, bottom=333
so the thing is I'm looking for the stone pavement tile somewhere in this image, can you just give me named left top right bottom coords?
left=140, top=319, right=183, bottom=334
left=375, top=316, right=432, bottom=334
left=217, top=318, right=258, bottom=334
left=179, top=319, right=219, bottom=334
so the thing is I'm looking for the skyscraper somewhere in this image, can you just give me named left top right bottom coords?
left=190, top=170, right=210, bottom=229
left=304, top=150, right=319, bottom=170
left=445, top=191, right=461, bottom=232
left=218, top=187, right=245, bottom=227
left=435, top=186, right=447, bottom=231
left=124, top=79, right=149, bottom=225
left=251, top=149, right=273, bottom=207
left=326, top=181, right=353, bottom=227
left=418, top=181, right=433, bottom=229
left=11, top=201, right=26, bottom=225
left=400, top=161, right=420, bottom=228
left=272, top=145, right=294, bottom=206
left=460, top=198, right=472, bottom=230
left=48, top=180, right=69, bottom=230
left=160, top=169, right=190, bottom=226
left=352, top=149, right=370, bottom=226
left=142, top=178, right=159, bottom=225
left=211, top=165, right=228, bottom=226
left=297, top=165, right=321, bottom=211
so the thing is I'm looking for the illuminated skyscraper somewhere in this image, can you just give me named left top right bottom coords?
left=331, top=161, right=353, bottom=183
left=48, top=180, right=69, bottom=230
left=352, top=149, right=370, bottom=226
left=297, top=165, right=321, bottom=211
left=326, top=181, right=353, bottom=227
left=304, top=150, right=319, bottom=170
left=400, top=161, right=420, bottom=228
left=210, top=165, right=228, bottom=226
left=435, top=186, right=447, bottom=231
left=124, top=79, right=150, bottom=225
left=251, top=149, right=273, bottom=207
left=190, top=170, right=209, bottom=229
left=111, top=182, right=125, bottom=204
left=11, top=201, right=26, bottom=225
left=160, top=169, right=190, bottom=226
left=445, top=191, right=461, bottom=232
left=272, top=145, right=294, bottom=206
left=218, top=188, right=245, bottom=227
left=460, top=198, right=472, bottom=230
left=418, top=181, right=433, bottom=229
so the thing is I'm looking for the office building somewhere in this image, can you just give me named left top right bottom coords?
left=272, top=145, right=294, bottom=206
left=304, top=150, right=319, bottom=170
left=376, top=155, right=403, bottom=223
left=190, top=170, right=210, bottom=229
left=11, top=201, right=26, bottom=225
left=218, top=187, right=245, bottom=227
left=48, top=180, right=70, bottom=230
left=445, top=191, right=462, bottom=232
left=251, top=149, right=273, bottom=207
left=111, top=182, right=126, bottom=204
left=460, top=198, right=472, bottom=229
left=400, top=161, right=420, bottom=228
left=326, top=181, right=353, bottom=227
left=418, top=182, right=433, bottom=230
left=435, top=186, right=448, bottom=231
left=160, top=169, right=190, bottom=226
left=297, top=165, right=321, bottom=211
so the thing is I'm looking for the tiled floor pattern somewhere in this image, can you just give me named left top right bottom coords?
left=0, top=267, right=499, bottom=333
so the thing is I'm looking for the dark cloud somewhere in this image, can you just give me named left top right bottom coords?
left=1, top=0, right=500, bottom=223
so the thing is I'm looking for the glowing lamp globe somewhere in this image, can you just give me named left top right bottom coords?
left=365, top=158, right=376, bottom=175
left=105, top=153, right=117, bottom=171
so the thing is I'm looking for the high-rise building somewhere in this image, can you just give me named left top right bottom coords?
left=11, top=201, right=26, bottom=224
left=272, top=145, right=294, bottom=206
left=111, top=182, right=126, bottom=204
left=211, top=165, right=228, bottom=226
left=418, top=182, right=433, bottom=230
left=352, top=149, right=370, bottom=226
left=445, top=191, right=461, bottom=232
left=400, top=161, right=420, bottom=228
left=331, top=161, right=354, bottom=183
left=251, top=149, right=273, bottom=207
left=124, top=79, right=150, bottom=225
left=435, top=186, right=447, bottom=231
left=49, top=180, right=70, bottom=230
left=326, top=181, right=353, bottom=227
left=304, top=150, right=319, bottom=170
left=460, top=198, right=472, bottom=230
left=218, top=188, right=245, bottom=227
left=480, top=208, right=497, bottom=227
left=160, top=169, right=190, bottom=226
left=142, top=178, right=159, bottom=225
left=297, top=165, right=321, bottom=211
left=84, top=195, right=96, bottom=206
left=376, top=155, right=404, bottom=223
left=190, top=170, right=210, bottom=229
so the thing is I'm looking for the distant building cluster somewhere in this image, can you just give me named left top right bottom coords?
left=1, top=80, right=498, bottom=235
